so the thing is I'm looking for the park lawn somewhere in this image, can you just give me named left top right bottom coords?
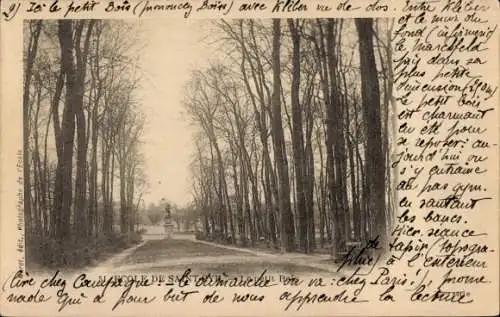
left=122, top=239, right=255, bottom=264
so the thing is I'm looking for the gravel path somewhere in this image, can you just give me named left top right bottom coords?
left=87, top=227, right=343, bottom=275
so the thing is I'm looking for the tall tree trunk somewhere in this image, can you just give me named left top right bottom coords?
left=55, top=20, right=77, bottom=247
left=74, top=20, right=95, bottom=241
left=231, top=149, right=245, bottom=245
left=272, top=19, right=295, bottom=252
left=32, top=79, right=43, bottom=236
left=288, top=19, right=308, bottom=253
left=119, top=158, right=127, bottom=234
left=23, top=20, right=42, bottom=244
left=355, top=18, right=387, bottom=244
left=316, top=126, right=326, bottom=248
left=304, top=100, right=316, bottom=251
left=50, top=70, right=64, bottom=238
left=110, top=148, right=116, bottom=233
left=323, top=19, right=347, bottom=256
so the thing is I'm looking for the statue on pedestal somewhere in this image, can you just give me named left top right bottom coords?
left=163, top=202, right=174, bottom=237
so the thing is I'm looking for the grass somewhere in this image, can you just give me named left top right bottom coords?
left=25, top=232, right=143, bottom=274
left=122, top=238, right=255, bottom=264
left=121, top=238, right=329, bottom=275
left=196, top=233, right=334, bottom=255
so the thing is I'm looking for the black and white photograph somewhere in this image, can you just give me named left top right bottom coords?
left=22, top=18, right=396, bottom=275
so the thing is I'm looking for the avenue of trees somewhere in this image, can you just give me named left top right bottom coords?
left=23, top=20, right=147, bottom=268
left=185, top=18, right=396, bottom=255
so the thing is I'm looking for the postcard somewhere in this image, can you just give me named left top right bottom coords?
left=0, top=0, right=498, bottom=316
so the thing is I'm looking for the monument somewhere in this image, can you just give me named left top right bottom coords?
left=164, top=203, right=175, bottom=238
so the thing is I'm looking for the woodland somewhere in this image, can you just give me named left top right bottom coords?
left=184, top=18, right=396, bottom=254
left=24, top=20, right=146, bottom=268
left=23, top=18, right=395, bottom=269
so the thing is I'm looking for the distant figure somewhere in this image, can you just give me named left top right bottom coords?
left=164, top=203, right=174, bottom=238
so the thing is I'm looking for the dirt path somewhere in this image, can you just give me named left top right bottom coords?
left=188, top=237, right=341, bottom=274
left=87, top=241, right=148, bottom=275
left=87, top=229, right=343, bottom=275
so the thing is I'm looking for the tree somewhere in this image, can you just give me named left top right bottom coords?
left=272, top=19, right=295, bottom=252
left=53, top=20, right=77, bottom=245
left=185, top=18, right=392, bottom=257
left=288, top=19, right=310, bottom=252
left=147, top=204, right=163, bottom=225
left=24, top=20, right=146, bottom=268
left=23, top=20, right=42, bottom=243
left=355, top=18, right=387, bottom=243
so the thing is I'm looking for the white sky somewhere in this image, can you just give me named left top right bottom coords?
left=135, top=19, right=217, bottom=207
